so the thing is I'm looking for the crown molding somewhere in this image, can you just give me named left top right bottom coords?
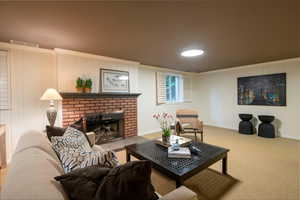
left=140, top=64, right=197, bottom=76
left=54, top=48, right=140, bottom=66
left=197, top=57, right=300, bottom=75
left=0, top=42, right=54, bottom=54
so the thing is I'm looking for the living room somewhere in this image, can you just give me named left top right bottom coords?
left=0, top=1, right=299, bottom=200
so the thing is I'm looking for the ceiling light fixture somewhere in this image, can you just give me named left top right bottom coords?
left=181, top=49, right=204, bottom=57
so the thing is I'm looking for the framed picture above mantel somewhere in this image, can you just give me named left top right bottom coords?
left=238, top=73, right=286, bottom=106
left=100, top=69, right=130, bottom=93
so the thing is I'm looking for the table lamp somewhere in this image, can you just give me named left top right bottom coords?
left=40, top=88, right=62, bottom=127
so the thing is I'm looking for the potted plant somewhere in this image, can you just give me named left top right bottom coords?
left=153, top=112, right=174, bottom=144
left=84, top=78, right=92, bottom=93
left=76, top=78, right=84, bottom=93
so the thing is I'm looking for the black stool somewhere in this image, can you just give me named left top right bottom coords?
left=258, top=115, right=275, bottom=138
left=239, top=114, right=254, bottom=134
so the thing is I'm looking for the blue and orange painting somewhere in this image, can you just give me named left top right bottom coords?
left=238, top=73, right=286, bottom=106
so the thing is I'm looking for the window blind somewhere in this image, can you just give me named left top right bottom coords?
left=183, top=75, right=192, bottom=102
left=156, top=72, right=166, bottom=104
left=0, top=51, right=10, bottom=110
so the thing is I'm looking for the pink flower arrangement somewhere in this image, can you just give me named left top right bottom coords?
left=153, top=112, right=174, bottom=136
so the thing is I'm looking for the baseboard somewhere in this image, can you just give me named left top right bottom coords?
left=139, top=124, right=300, bottom=140
left=280, top=135, right=300, bottom=140
left=204, top=123, right=237, bottom=132
left=204, top=123, right=300, bottom=140
left=138, top=129, right=161, bottom=136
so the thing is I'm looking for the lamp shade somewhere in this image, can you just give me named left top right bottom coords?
left=40, top=88, right=62, bottom=101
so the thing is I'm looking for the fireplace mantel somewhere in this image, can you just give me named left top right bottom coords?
left=60, top=92, right=141, bottom=99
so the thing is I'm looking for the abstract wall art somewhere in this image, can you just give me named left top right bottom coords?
left=238, top=73, right=286, bottom=106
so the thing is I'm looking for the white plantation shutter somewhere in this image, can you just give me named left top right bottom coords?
left=0, top=51, right=10, bottom=110
left=156, top=72, right=166, bottom=104
left=183, top=75, right=192, bottom=102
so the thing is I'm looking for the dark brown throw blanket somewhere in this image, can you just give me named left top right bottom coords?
left=55, top=161, right=159, bottom=200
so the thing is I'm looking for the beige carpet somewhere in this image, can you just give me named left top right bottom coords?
left=116, top=126, right=300, bottom=200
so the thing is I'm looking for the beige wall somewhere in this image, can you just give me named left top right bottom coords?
left=0, top=43, right=57, bottom=160
left=193, top=58, right=300, bottom=140
left=55, top=49, right=140, bottom=93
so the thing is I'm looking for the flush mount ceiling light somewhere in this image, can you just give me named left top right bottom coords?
left=181, top=49, right=204, bottom=57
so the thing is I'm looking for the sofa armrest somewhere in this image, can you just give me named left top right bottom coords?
left=159, top=186, right=197, bottom=200
left=86, top=132, right=96, bottom=147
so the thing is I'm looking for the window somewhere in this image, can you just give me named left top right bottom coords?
left=166, top=75, right=182, bottom=102
left=0, top=50, right=10, bottom=110
left=156, top=72, right=192, bottom=104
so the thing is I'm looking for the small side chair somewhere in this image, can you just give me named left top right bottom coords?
left=175, top=109, right=204, bottom=142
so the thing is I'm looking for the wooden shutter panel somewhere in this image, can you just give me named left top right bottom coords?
left=156, top=72, right=166, bottom=104
left=0, top=51, right=10, bottom=110
left=183, top=75, right=192, bottom=102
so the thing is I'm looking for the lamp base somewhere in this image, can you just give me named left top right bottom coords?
left=47, top=104, right=57, bottom=127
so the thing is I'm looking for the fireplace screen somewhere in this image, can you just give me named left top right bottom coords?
left=84, top=111, right=124, bottom=144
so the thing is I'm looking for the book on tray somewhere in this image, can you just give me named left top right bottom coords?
left=168, top=147, right=191, bottom=158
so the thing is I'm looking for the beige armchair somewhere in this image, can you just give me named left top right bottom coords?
left=175, top=109, right=204, bottom=141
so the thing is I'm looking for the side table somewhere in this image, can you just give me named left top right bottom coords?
left=258, top=115, right=275, bottom=138
left=239, top=114, right=254, bottom=134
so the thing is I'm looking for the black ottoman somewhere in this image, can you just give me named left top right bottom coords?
left=239, top=114, right=254, bottom=134
left=258, top=115, right=275, bottom=138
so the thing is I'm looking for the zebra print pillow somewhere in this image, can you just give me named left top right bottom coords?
left=51, top=127, right=119, bottom=173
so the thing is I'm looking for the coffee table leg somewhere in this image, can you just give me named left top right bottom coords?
left=222, top=155, right=227, bottom=175
left=126, top=150, right=131, bottom=162
left=176, top=179, right=182, bottom=188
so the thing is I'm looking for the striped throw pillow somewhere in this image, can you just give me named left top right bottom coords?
left=51, top=127, right=119, bottom=173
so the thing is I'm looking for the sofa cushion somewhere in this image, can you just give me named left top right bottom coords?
left=51, top=127, right=118, bottom=173
left=95, top=160, right=158, bottom=200
left=46, top=126, right=66, bottom=141
left=51, top=127, right=93, bottom=172
left=1, top=133, right=68, bottom=200
left=54, top=166, right=110, bottom=200
left=46, top=121, right=92, bottom=147
left=54, top=160, right=158, bottom=200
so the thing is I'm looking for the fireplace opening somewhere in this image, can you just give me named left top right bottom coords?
left=84, top=110, right=124, bottom=144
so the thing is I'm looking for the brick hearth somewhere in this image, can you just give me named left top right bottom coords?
left=61, top=93, right=140, bottom=138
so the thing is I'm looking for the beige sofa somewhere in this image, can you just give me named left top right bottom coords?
left=1, top=131, right=197, bottom=200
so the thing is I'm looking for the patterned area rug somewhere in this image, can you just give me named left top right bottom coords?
left=115, top=149, right=239, bottom=200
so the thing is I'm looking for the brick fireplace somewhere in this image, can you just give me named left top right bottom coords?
left=61, top=93, right=141, bottom=138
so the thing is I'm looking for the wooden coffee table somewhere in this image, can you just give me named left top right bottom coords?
left=126, top=140, right=229, bottom=188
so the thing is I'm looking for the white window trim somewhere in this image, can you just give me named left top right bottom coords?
left=0, top=50, right=11, bottom=110
left=156, top=71, right=193, bottom=105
